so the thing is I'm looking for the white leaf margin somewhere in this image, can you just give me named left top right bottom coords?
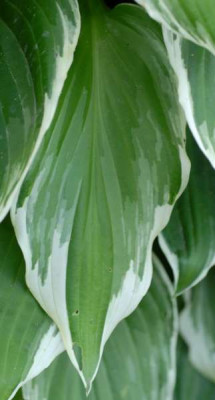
left=11, top=145, right=190, bottom=391
left=158, top=233, right=215, bottom=295
left=21, top=257, right=179, bottom=400
left=0, top=0, right=81, bottom=222
left=136, top=0, right=215, bottom=56
left=180, top=293, right=215, bottom=383
left=162, top=28, right=215, bottom=169
left=7, top=324, right=64, bottom=400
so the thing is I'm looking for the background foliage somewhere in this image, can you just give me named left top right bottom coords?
left=0, top=0, right=215, bottom=399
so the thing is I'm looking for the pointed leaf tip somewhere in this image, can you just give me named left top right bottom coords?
left=22, top=256, right=177, bottom=400
left=12, top=3, right=189, bottom=387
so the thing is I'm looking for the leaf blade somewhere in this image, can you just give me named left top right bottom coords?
left=12, top=3, right=189, bottom=388
left=159, top=131, right=215, bottom=293
left=0, top=0, right=80, bottom=220
left=163, top=28, right=215, bottom=168
left=0, top=218, right=63, bottom=400
left=137, top=0, right=215, bottom=55
left=22, top=257, right=177, bottom=400
left=175, top=339, right=215, bottom=400
left=180, top=268, right=215, bottom=383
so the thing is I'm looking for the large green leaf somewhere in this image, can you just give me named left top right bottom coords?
left=180, top=268, right=215, bottom=383
left=12, top=1, right=189, bottom=390
left=0, top=218, right=63, bottom=400
left=137, top=0, right=215, bottom=55
left=163, top=29, right=215, bottom=168
left=0, top=0, right=80, bottom=221
left=174, top=339, right=215, bottom=400
left=159, top=131, right=215, bottom=294
left=22, top=257, right=177, bottom=400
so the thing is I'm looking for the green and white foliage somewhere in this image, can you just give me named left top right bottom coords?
left=137, top=0, right=215, bottom=55
left=180, top=268, right=215, bottom=383
left=0, top=0, right=80, bottom=220
left=12, top=0, right=189, bottom=390
left=163, top=29, right=215, bottom=168
left=0, top=218, right=63, bottom=400
left=175, top=339, right=215, bottom=400
left=22, top=258, right=177, bottom=400
left=159, top=132, right=215, bottom=294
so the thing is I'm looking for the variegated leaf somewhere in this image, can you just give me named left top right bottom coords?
left=180, top=268, right=215, bottom=383
left=175, top=339, right=215, bottom=400
left=0, top=0, right=80, bottom=221
left=12, top=1, right=189, bottom=390
left=163, top=29, right=215, bottom=168
left=22, top=258, right=177, bottom=400
left=0, top=218, right=63, bottom=400
left=159, top=131, right=215, bottom=294
left=137, top=0, right=215, bottom=55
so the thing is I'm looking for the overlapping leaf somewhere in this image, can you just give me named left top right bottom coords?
left=159, top=131, right=215, bottom=294
left=0, top=0, right=80, bottom=220
left=12, top=1, right=189, bottom=390
left=137, top=0, right=215, bottom=55
left=180, top=268, right=215, bottom=383
left=0, top=218, right=63, bottom=400
left=175, top=339, right=215, bottom=400
left=22, top=258, right=177, bottom=400
left=163, top=29, right=215, bottom=168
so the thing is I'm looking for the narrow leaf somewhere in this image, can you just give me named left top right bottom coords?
left=175, top=339, right=215, bottom=400
left=159, top=131, right=215, bottom=294
left=163, top=29, right=215, bottom=168
left=0, top=218, right=63, bottom=400
left=22, top=257, right=177, bottom=400
left=0, top=0, right=80, bottom=220
left=12, top=2, right=189, bottom=390
left=137, top=0, right=215, bottom=55
left=180, top=268, right=215, bottom=383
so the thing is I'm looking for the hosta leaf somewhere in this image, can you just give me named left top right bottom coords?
left=137, top=0, right=215, bottom=55
left=0, top=218, right=63, bottom=400
left=163, top=29, right=215, bottom=168
left=175, top=339, right=215, bottom=400
left=159, top=131, right=215, bottom=294
left=180, top=268, right=215, bottom=383
left=22, top=258, right=177, bottom=400
left=12, top=1, right=189, bottom=390
left=0, top=0, right=80, bottom=221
